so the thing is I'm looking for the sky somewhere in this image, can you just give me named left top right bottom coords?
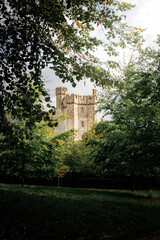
left=43, top=0, right=160, bottom=115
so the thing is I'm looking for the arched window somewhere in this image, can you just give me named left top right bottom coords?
left=82, top=107, right=84, bottom=113
left=82, top=121, right=84, bottom=127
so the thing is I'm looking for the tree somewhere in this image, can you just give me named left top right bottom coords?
left=98, top=37, right=160, bottom=186
left=50, top=129, right=99, bottom=177
left=1, top=0, right=144, bottom=133
left=62, top=140, right=96, bottom=176
left=82, top=121, right=126, bottom=177
left=0, top=76, right=57, bottom=186
left=0, top=121, right=57, bottom=185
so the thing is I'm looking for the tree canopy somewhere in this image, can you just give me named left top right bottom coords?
left=96, top=37, right=160, bottom=179
left=1, top=0, right=142, bottom=85
left=1, top=0, right=153, bottom=187
left=0, top=0, right=144, bottom=134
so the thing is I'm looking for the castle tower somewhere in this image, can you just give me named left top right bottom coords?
left=55, top=87, right=98, bottom=139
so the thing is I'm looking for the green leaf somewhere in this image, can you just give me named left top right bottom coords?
left=45, top=97, right=50, bottom=102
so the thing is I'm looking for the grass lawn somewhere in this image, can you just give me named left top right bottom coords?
left=0, top=184, right=160, bottom=240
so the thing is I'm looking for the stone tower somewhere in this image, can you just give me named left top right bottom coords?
left=55, top=87, right=98, bottom=139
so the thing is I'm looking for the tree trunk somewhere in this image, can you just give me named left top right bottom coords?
left=21, top=143, right=25, bottom=187
left=131, top=173, right=135, bottom=192
left=58, top=177, right=60, bottom=188
left=21, top=159, right=25, bottom=187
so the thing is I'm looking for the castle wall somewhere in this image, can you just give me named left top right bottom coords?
left=55, top=87, right=97, bottom=139
left=67, top=103, right=74, bottom=131
left=74, top=103, right=79, bottom=130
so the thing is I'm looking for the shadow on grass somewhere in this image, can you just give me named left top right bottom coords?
left=0, top=185, right=160, bottom=240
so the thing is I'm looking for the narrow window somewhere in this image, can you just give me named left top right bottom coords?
left=82, top=121, right=84, bottom=127
left=82, top=107, right=84, bottom=113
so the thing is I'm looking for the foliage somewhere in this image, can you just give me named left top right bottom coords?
left=0, top=121, right=56, bottom=183
left=0, top=73, right=56, bottom=134
left=0, top=0, right=146, bottom=181
left=0, top=118, right=84, bottom=183
left=0, top=75, right=58, bottom=185
left=0, top=0, right=144, bottom=133
left=50, top=130, right=75, bottom=175
left=82, top=121, right=126, bottom=177
left=62, top=140, right=97, bottom=176
left=96, top=38, right=160, bottom=179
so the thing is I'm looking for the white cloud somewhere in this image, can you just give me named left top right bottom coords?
left=51, top=96, right=56, bottom=105
left=126, top=0, right=160, bottom=45
left=43, top=67, right=98, bottom=97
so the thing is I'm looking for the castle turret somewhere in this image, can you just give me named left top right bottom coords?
left=56, top=87, right=68, bottom=108
left=92, top=89, right=97, bottom=96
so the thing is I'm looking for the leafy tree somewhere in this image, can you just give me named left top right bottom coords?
left=82, top=121, right=125, bottom=177
left=0, top=75, right=57, bottom=186
left=98, top=37, right=160, bottom=186
left=1, top=0, right=144, bottom=133
left=0, top=121, right=56, bottom=185
left=62, top=140, right=96, bottom=176
left=48, top=129, right=88, bottom=185
left=50, top=129, right=99, bottom=177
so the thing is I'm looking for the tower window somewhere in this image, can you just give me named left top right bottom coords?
left=82, top=107, right=84, bottom=113
left=82, top=121, right=84, bottom=127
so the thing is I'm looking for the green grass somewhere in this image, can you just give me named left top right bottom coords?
left=0, top=184, right=160, bottom=240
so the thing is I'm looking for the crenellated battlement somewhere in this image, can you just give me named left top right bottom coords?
left=63, top=94, right=97, bottom=105
left=56, top=87, right=68, bottom=96
left=56, top=87, right=97, bottom=106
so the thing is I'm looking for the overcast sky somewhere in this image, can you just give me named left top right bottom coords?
left=43, top=0, right=160, bottom=109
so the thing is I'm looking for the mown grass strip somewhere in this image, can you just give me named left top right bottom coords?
left=0, top=184, right=160, bottom=240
